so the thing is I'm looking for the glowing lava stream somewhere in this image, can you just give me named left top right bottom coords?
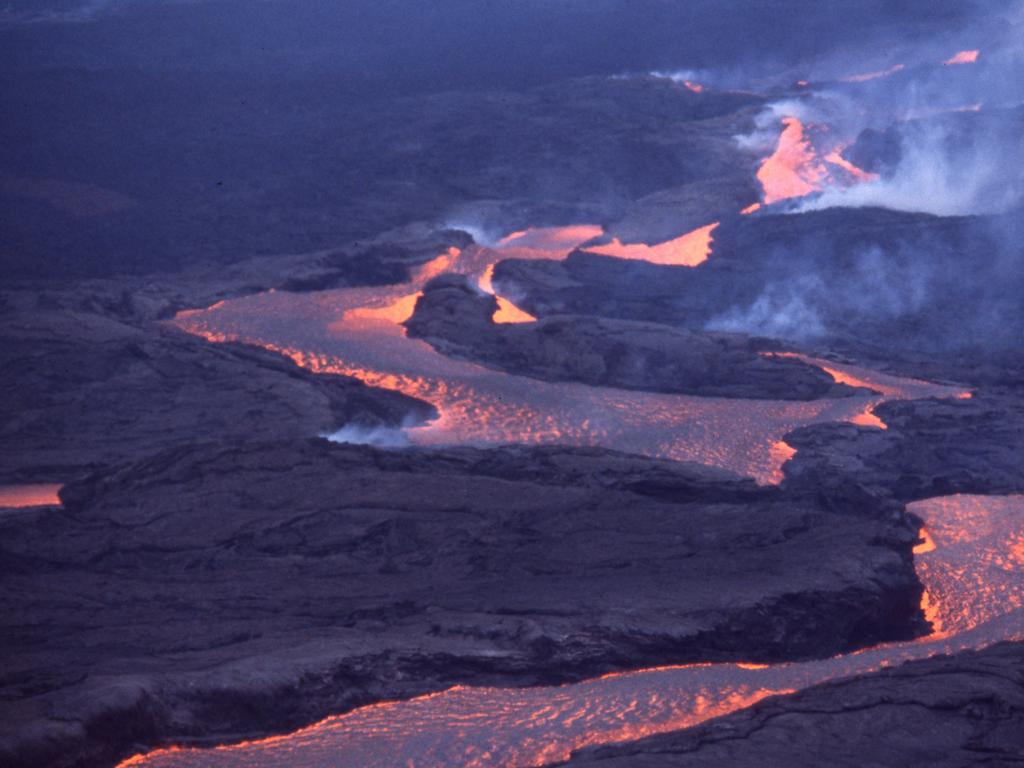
left=756, top=117, right=829, bottom=204
left=755, top=119, right=879, bottom=205
left=585, top=222, right=719, bottom=267
left=117, top=495, right=1024, bottom=768
left=174, top=233, right=964, bottom=485
left=0, top=484, right=62, bottom=509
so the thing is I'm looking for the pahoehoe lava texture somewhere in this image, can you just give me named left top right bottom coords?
left=561, top=641, right=1024, bottom=767
left=0, top=440, right=924, bottom=768
left=405, top=275, right=867, bottom=400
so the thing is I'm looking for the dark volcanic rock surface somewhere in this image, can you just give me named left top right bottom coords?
left=405, top=275, right=865, bottom=400
left=562, top=641, right=1024, bottom=767
left=1, top=69, right=761, bottom=281
left=0, top=305, right=432, bottom=484
left=0, top=440, right=923, bottom=768
left=782, top=393, right=1024, bottom=502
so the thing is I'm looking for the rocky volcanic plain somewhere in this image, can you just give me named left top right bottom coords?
left=2, top=40, right=1023, bottom=768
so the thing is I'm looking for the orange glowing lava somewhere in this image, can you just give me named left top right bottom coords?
left=756, top=118, right=829, bottom=205
left=768, top=440, right=796, bottom=482
left=497, top=225, right=604, bottom=251
left=413, top=247, right=461, bottom=282
left=586, top=222, right=719, bottom=267
left=345, top=292, right=422, bottom=325
left=739, top=202, right=762, bottom=215
left=478, top=259, right=537, bottom=323
left=0, top=484, right=62, bottom=508
left=841, top=63, right=906, bottom=83
left=177, top=290, right=965, bottom=488
left=818, top=364, right=898, bottom=396
left=914, top=527, right=937, bottom=555
left=824, top=148, right=879, bottom=183
left=944, top=50, right=979, bottom=66
left=493, top=297, right=536, bottom=324
left=682, top=80, right=704, bottom=93
left=478, top=263, right=498, bottom=295
left=850, top=408, right=887, bottom=429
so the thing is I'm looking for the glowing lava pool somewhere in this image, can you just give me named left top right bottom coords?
left=118, top=494, right=1024, bottom=768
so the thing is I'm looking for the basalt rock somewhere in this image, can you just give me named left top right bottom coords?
left=0, top=304, right=434, bottom=484
left=0, top=439, right=923, bottom=768
left=404, top=275, right=867, bottom=400
left=782, top=392, right=1024, bottom=502
left=562, top=641, right=1024, bottom=767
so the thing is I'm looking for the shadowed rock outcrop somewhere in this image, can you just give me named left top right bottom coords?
left=782, top=392, right=1024, bottom=502
left=405, top=275, right=866, bottom=400
left=0, top=440, right=923, bottom=768
left=562, top=641, right=1024, bottom=767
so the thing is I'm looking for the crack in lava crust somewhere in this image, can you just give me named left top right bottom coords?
left=117, top=495, right=1024, bottom=768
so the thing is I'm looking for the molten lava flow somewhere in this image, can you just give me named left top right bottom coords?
left=496, top=225, right=604, bottom=253
left=345, top=292, right=422, bottom=325
left=768, top=440, right=796, bottom=483
left=413, top=247, right=462, bottom=282
left=906, top=495, right=1024, bottom=639
left=824, top=148, right=879, bottom=183
left=840, top=63, right=906, bottom=83
left=944, top=50, right=979, bottom=66
left=492, top=297, right=536, bottom=324
left=850, top=408, right=887, bottom=429
left=478, top=263, right=497, bottom=295
left=176, top=291, right=965, bottom=488
left=817, top=363, right=898, bottom=396
left=914, top=527, right=937, bottom=554
left=586, top=222, right=719, bottom=267
left=0, top=484, right=62, bottom=508
left=682, top=80, right=703, bottom=93
left=763, top=352, right=974, bottom=432
left=739, top=202, right=761, bottom=215
left=477, top=261, right=536, bottom=324
left=118, top=494, right=1024, bottom=768
left=756, top=118, right=828, bottom=205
